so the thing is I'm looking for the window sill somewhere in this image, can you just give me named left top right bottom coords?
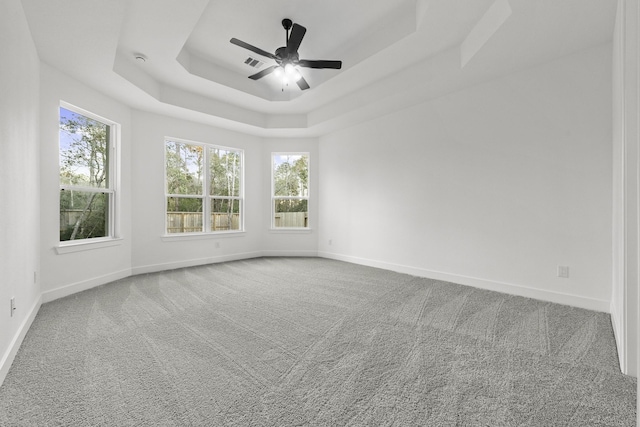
left=269, top=228, right=313, bottom=234
left=56, top=237, right=123, bottom=255
left=161, top=231, right=246, bottom=242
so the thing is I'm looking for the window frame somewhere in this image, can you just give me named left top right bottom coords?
left=164, top=137, right=244, bottom=236
left=271, top=152, right=310, bottom=230
left=58, top=101, right=120, bottom=248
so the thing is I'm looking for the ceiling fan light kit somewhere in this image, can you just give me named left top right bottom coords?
left=230, top=18, right=342, bottom=91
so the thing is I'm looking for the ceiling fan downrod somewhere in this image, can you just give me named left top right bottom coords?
left=282, top=18, right=293, bottom=44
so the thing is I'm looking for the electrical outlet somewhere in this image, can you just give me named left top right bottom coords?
left=557, top=266, right=570, bottom=278
left=214, top=242, right=220, bottom=249
left=34, top=271, right=37, bottom=284
left=10, top=297, right=15, bottom=317
left=328, top=239, right=332, bottom=246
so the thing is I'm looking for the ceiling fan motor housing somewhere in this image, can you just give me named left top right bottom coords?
left=275, top=47, right=298, bottom=65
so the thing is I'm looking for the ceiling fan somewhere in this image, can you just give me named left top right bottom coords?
left=230, top=18, right=342, bottom=90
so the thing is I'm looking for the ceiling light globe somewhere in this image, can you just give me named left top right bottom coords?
left=284, top=63, right=301, bottom=82
left=284, top=63, right=295, bottom=76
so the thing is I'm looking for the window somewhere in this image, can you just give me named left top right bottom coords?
left=272, top=153, right=309, bottom=228
left=59, top=104, right=117, bottom=242
left=165, top=138, right=243, bottom=234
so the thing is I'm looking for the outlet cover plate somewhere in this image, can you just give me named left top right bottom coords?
left=557, top=265, right=570, bottom=278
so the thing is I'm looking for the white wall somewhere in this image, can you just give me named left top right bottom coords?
left=39, top=64, right=133, bottom=302
left=611, top=0, right=639, bottom=379
left=611, top=0, right=625, bottom=366
left=130, top=111, right=318, bottom=274
left=130, top=110, right=262, bottom=273
left=318, top=44, right=613, bottom=312
left=0, top=0, right=41, bottom=383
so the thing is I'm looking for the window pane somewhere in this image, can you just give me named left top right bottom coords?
left=211, top=199, right=240, bottom=231
left=59, top=107, right=109, bottom=188
left=166, top=197, right=203, bottom=233
left=60, top=190, right=109, bottom=241
left=165, top=141, right=203, bottom=195
left=165, top=140, right=243, bottom=235
left=210, top=148, right=241, bottom=197
left=273, top=154, right=308, bottom=197
left=274, top=199, right=308, bottom=228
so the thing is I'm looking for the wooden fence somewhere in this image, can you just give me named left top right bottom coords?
left=166, top=211, right=308, bottom=232
left=274, top=212, right=308, bottom=228
left=64, top=211, right=308, bottom=233
left=167, top=212, right=240, bottom=233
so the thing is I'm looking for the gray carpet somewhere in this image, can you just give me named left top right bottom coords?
left=0, top=257, right=636, bottom=426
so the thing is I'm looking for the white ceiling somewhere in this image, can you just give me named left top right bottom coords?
left=21, top=0, right=616, bottom=137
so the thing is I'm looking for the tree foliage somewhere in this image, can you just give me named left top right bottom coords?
left=59, top=109, right=110, bottom=241
left=60, top=112, right=108, bottom=187
left=274, top=155, right=308, bottom=213
left=210, top=148, right=241, bottom=228
left=165, top=141, right=203, bottom=213
left=165, top=141, right=242, bottom=232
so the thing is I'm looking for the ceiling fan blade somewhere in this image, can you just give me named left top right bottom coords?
left=286, top=24, right=306, bottom=55
left=296, top=75, right=310, bottom=90
left=297, top=59, right=342, bottom=69
left=248, top=65, right=278, bottom=80
left=230, top=38, right=278, bottom=60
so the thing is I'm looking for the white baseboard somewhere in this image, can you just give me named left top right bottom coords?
left=42, top=268, right=132, bottom=303
left=610, top=301, right=626, bottom=373
left=43, top=251, right=318, bottom=301
left=132, top=250, right=319, bottom=275
left=318, top=251, right=610, bottom=313
left=0, top=295, right=41, bottom=387
left=260, top=250, right=318, bottom=258
left=131, top=251, right=264, bottom=275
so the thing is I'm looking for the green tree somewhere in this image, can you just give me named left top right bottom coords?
left=164, top=141, right=204, bottom=232
left=165, top=141, right=203, bottom=213
left=210, top=148, right=240, bottom=229
left=274, top=155, right=308, bottom=213
left=59, top=110, right=110, bottom=241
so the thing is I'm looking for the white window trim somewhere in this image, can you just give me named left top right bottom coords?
left=164, top=136, right=244, bottom=236
left=57, top=101, right=121, bottom=251
left=268, top=228, right=313, bottom=234
left=56, top=237, right=123, bottom=254
left=161, top=231, right=246, bottom=241
left=271, top=152, right=310, bottom=230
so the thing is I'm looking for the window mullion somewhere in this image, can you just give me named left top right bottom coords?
left=166, top=194, right=202, bottom=199
left=109, top=124, right=117, bottom=238
left=203, top=147, right=211, bottom=233
left=60, top=185, right=113, bottom=194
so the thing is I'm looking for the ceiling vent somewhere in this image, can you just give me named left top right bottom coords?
left=244, top=57, right=264, bottom=68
